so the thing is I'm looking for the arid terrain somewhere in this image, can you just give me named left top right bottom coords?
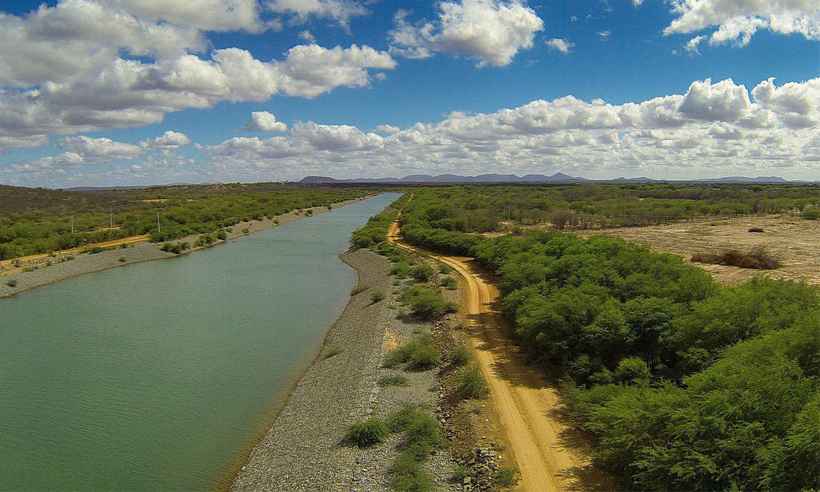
left=579, top=215, right=820, bottom=285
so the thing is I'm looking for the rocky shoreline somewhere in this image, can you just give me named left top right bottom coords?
left=231, top=248, right=462, bottom=491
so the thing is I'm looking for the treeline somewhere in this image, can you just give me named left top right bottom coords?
left=397, top=184, right=820, bottom=234
left=0, top=184, right=370, bottom=260
left=351, top=194, right=408, bottom=249
left=393, top=189, right=820, bottom=491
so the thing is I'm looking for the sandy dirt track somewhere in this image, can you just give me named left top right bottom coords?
left=388, top=222, right=590, bottom=492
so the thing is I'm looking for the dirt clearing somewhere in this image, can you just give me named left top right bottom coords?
left=580, top=215, right=820, bottom=285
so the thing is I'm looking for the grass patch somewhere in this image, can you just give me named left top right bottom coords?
left=692, top=246, right=780, bottom=270
left=343, top=418, right=388, bottom=448
left=387, top=405, right=443, bottom=492
left=383, top=334, right=440, bottom=371
left=400, top=286, right=456, bottom=320
left=440, top=275, right=457, bottom=290
left=449, top=342, right=471, bottom=367
left=494, top=466, right=520, bottom=488
left=378, top=374, right=409, bottom=387
left=454, top=363, right=488, bottom=400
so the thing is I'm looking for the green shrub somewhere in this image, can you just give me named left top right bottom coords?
left=440, top=276, right=457, bottom=289
left=370, top=291, right=386, bottom=304
left=450, top=342, right=471, bottom=367
left=494, top=467, right=519, bottom=487
left=118, top=257, right=127, bottom=263
left=614, top=357, right=650, bottom=385
left=692, top=246, right=780, bottom=269
left=410, top=263, right=434, bottom=282
left=801, top=208, right=819, bottom=220
left=389, top=452, right=434, bottom=492
left=343, top=418, right=388, bottom=448
left=6, top=279, right=18, bottom=288
left=454, top=363, right=488, bottom=400
left=400, top=286, right=455, bottom=320
left=383, top=334, right=440, bottom=371
left=378, top=374, right=409, bottom=387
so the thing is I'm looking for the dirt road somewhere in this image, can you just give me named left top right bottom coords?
left=0, top=234, right=151, bottom=274
left=388, top=223, right=589, bottom=491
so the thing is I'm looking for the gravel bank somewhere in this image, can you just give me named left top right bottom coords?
left=231, top=249, right=460, bottom=491
left=232, top=249, right=396, bottom=491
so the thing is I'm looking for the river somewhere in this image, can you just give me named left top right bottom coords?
left=0, top=193, right=399, bottom=491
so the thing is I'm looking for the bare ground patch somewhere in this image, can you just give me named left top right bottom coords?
left=579, top=215, right=820, bottom=285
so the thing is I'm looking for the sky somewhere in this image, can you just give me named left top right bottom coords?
left=0, top=0, right=818, bottom=187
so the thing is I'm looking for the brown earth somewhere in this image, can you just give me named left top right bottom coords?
left=577, top=215, right=820, bottom=285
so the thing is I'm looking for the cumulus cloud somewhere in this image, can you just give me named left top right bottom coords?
left=597, top=30, right=611, bottom=40
left=664, top=0, right=819, bottom=47
left=389, top=0, right=544, bottom=67
left=62, top=135, right=144, bottom=160
left=266, top=0, right=368, bottom=28
left=0, top=44, right=395, bottom=152
left=545, top=38, right=574, bottom=54
left=194, top=77, right=820, bottom=183
left=245, top=111, right=288, bottom=132
left=142, top=130, right=192, bottom=149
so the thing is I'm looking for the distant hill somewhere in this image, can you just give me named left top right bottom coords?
left=299, top=173, right=793, bottom=185
left=300, top=172, right=588, bottom=184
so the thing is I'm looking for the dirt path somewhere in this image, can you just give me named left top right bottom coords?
left=0, top=234, right=151, bottom=274
left=388, top=222, right=589, bottom=492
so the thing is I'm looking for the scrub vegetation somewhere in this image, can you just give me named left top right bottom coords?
left=0, top=183, right=370, bottom=260
left=392, top=186, right=820, bottom=491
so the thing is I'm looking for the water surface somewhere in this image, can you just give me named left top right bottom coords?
left=0, top=193, right=399, bottom=491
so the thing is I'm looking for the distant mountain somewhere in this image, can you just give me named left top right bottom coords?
left=299, top=172, right=588, bottom=184
left=299, top=173, right=794, bottom=185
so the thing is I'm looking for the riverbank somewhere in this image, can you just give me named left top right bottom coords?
left=0, top=196, right=371, bottom=299
left=231, top=248, right=460, bottom=491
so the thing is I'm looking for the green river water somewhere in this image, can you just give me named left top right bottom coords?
left=0, top=193, right=399, bottom=491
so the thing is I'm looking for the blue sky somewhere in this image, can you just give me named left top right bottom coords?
left=0, top=0, right=818, bottom=186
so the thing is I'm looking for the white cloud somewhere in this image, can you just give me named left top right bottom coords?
left=0, top=44, right=395, bottom=152
left=108, top=0, right=264, bottom=32
left=142, top=130, right=192, bottom=149
left=545, top=38, right=574, bottom=54
left=299, top=30, right=316, bottom=42
left=597, top=30, right=611, bottom=40
left=191, top=77, right=819, bottom=183
left=685, top=34, right=705, bottom=53
left=62, top=135, right=144, bottom=160
left=664, top=0, right=819, bottom=47
left=245, top=112, right=288, bottom=132
left=266, top=0, right=368, bottom=28
left=389, top=0, right=544, bottom=67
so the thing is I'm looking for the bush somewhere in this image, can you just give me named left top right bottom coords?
left=454, top=363, right=488, bottom=400
left=370, top=291, right=385, bottom=304
left=378, top=374, right=409, bottom=387
left=400, top=286, right=455, bottom=320
left=383, top=334, right=440, bottom=371
left=343, top=418, right=388, bottom=448
left=6, top=279, right=18, bottom=288
left=494, top=467, right=519, bottom=487
left=450, top=342, right=471, bottom=367
left=614, top=357, right=650, bottom=385
left=387, top=406, right=442, bottom=492
left=801, top=208, right=819, bottom=220
left=440, top=276, right=457, bottom=290
left=748, top=227, right=764, bottom=233
left=410, top=263, right=434, bottom=282
left=692, top=246, right=780, bottom=269
left=118, top=257, right=127, bottom=263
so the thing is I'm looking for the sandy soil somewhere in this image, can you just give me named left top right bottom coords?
left=578, top=215, right=820, bottom=285
left=389, top=222, right=596, bottom=492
